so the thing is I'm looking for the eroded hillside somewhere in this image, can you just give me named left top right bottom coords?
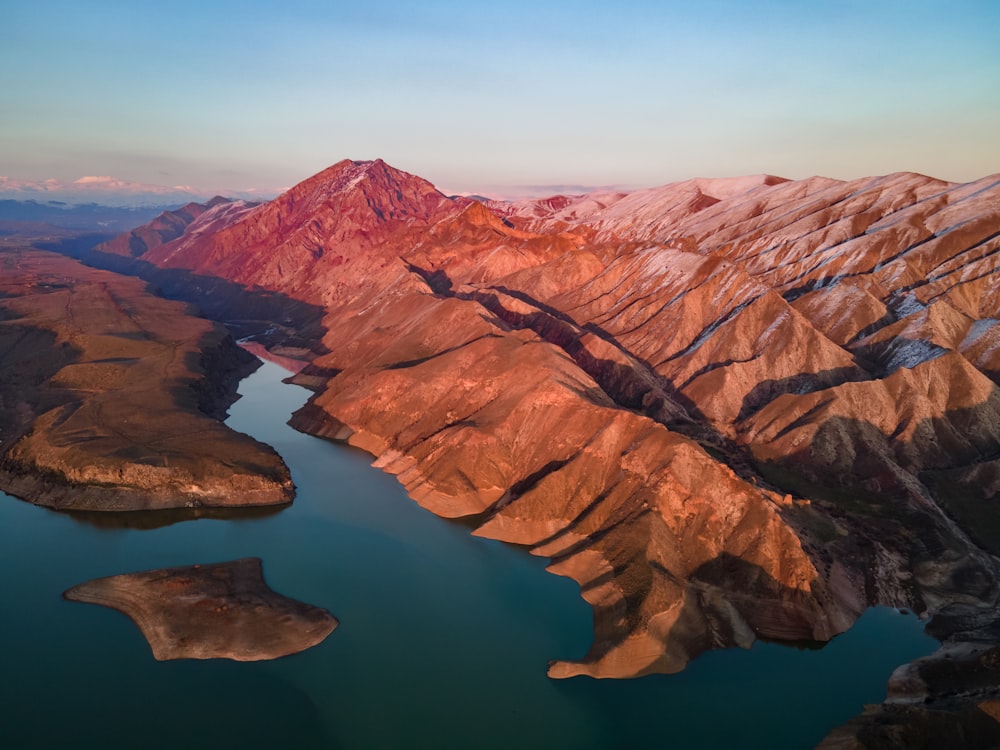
left=92, top=162, right=1000, bottom=716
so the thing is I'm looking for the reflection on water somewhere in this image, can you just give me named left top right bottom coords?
left=0, top=361, right=938, bottom=749
left=61, top=503, right=288, bottom=531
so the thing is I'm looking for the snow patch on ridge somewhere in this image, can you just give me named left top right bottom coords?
left=891, top=293, right=927, bottom=318
left=882, top=338, right=948, bottom=373
left=961, top=318, right=1000, bottom=350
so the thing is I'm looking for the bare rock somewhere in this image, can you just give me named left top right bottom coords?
left=64, top=558, right=337, bottom=661
left=91, top=161, right=1000, bottom=688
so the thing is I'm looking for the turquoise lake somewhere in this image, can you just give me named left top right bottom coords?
left=0, top=360, right=938, bottom=749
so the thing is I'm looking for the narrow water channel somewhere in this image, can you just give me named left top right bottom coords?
left=0, top=360, right=938, bottom=749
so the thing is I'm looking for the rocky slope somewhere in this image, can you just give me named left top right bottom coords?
left=0, top=246, right=293, bottom=511
left=91, top=160, right=1000, bottom=704
left=96, top=196, right=255, bottom=258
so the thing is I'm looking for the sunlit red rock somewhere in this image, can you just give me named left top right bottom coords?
left=93, top=160, right=1000, bottom=686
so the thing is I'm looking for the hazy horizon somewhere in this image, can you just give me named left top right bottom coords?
left=3, top=1, right=998, bottom=196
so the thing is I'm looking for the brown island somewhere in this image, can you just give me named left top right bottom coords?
left=64, top=558, right=338, bottom=661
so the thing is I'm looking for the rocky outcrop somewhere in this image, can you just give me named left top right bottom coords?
left=820, top=605, right=1000, bottom=748
left=0, top=247, right=293, bottom=510
left=92, top=161, right=1000, bottom=689
left=64, top=558, right=337, bottom=661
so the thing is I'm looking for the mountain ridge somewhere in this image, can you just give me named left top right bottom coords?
left=89, top=159, right=1000, bottom=725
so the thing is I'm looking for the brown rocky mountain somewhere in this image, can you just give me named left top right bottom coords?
left=93, top=161, right=1000, bottom=721
left=96, top=195, right=255, bottom=258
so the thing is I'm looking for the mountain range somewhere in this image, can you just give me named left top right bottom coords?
left=0, top=175, right=270, bottom=208
left=63, top=158, right=1000, bottom=742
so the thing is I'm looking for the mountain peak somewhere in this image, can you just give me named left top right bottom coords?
left=112, top=159, right=464, bottom=303
left=278, top=159, right=450, bottom=218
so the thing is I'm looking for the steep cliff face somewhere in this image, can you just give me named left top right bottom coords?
left=98, top=160, right=1000, bottom=684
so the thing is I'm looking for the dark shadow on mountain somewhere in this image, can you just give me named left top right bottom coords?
left=851, top=335, right=951, bottom=378
left=0, top=319, right=82, bottom=456
left=404, top=260, right=453, bottom=294
left=39, top=239, right=329, bottom=353
left=460, top=284, right=778, bottom=485
left=752, top=400, right=1000, bottom=613
left=735, top=366, right=866, bottom=422
left=747, top=396, right=1000, bottom=746
left=566, top=550, right=840, bottom=675
left=34, top=231, right=116, bottom=254
left=178, top=330, right=262, bottom=421
left=680, top=551, right=834, bottom=651
left=922, top=461, right=1000, bottom=558
left=844, top=310, right=900, bottom=347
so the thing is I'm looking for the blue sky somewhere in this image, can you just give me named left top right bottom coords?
left=2, top=0, right=998, bottom=195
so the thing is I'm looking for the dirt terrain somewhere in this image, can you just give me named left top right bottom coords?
left=0, top=246, right=293, bottom=511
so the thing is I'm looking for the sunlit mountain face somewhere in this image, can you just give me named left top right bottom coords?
left=92, top=159, right=1000, bottom=680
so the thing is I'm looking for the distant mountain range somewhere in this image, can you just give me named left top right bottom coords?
left=0, top=175, right=272, bottom=208
left=0, top=199, right=176, bottom=233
